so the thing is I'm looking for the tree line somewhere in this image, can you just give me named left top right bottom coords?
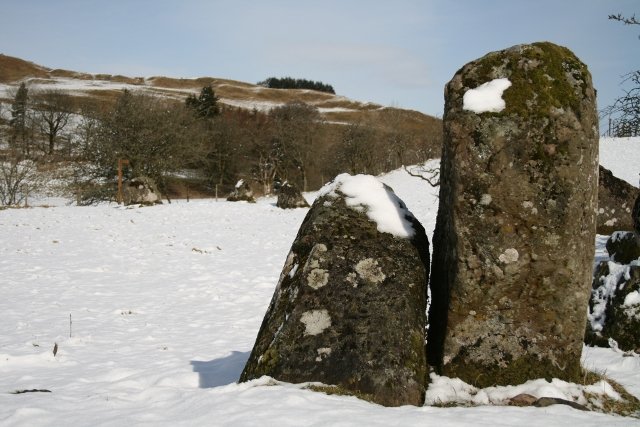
left=0, top=84, right=440, bottom=206
left=257, top=77, right=335, bottom=94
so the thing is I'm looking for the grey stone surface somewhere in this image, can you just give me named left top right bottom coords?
left=276, top=182, right=309, bottom=209
left=227, top=180, right=255, bottom=203
left=588, top=263, right=640, bottom=352
left=240, top=175, right=430, bottom=407
left=597, top=166, right=639, bottom=234
left=123, top=176, right=162, bottom=206
left=428, top=42, right=599, bottom=387
left=606, top=231, right=640, bottom=264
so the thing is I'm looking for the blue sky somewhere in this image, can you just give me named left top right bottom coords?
left=1, top=0, right=638, bottom=121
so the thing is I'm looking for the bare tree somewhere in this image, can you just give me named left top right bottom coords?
left=334, top=123, right=379, bottom=175
left=605, top=13, right=640, bottom=136
left=403, top=164, right=440, bottom=187
left=609, top=13, right=640, bottom=27
left=0, top=151, right=40, bottom=206
left=32, top=89, right=74, bottom=155
left=75, top=90, right=197, bottom=202
left=269, top=102, right=322, bottom=191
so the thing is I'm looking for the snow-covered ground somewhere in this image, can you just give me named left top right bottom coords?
left=1, top=144, right=639, bottom=425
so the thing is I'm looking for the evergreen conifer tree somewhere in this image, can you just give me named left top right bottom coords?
left=10, top=82, right=29, bottom=153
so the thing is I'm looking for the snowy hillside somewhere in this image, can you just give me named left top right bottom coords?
left=0, top=141, right=639, bottom=425
left=600, top=137, right=640, bottom=188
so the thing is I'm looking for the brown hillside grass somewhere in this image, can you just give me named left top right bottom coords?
left=0, top=54, right=49, bottom=83
left=1, top=53, right=443, bottom=159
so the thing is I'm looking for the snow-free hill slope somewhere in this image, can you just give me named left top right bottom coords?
left=0, top=53, right=440, bottom=131
left=1, top=141, right=639, bottom=425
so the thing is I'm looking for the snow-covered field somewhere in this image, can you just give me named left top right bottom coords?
left=1, top=141, right=639, bottom=425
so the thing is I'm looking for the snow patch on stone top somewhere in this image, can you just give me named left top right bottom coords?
left=318, top=173, right=417, bottom=238
left=463, top=78, right=512, bottom=114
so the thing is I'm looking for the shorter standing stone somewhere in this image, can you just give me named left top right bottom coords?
left=597, top=166, right=639, bottom=234
left=276, top=182, right=309, bottom=209
left=123, top=176, right=162, bottom=206
left=240, top=173, right=430, bottom=407
left=227, top=179, right=255, bottom=203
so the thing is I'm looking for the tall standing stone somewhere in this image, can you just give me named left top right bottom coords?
left=240, top=174, right=430, bottom=406
left=428, top=42, right=599, bottom=387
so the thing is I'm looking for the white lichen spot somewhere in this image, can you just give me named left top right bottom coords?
left=289, top=286, right=299, bottom=302
left=598, top=208, right=605, bottom=214
left=604, top=219, right=617, bottom=227
left=315, top=347, right=332, bottom=362
left=498, top=248, right=519, bottom=264
left=303, top=244, right=327, bottom=273
left=346, top=272, right=358, bottom=287
left=522, top=201, right=533, bottom=209
left=545, top=234, right=560, bottom=247
left=479, top=194, right=492, bottom=206
left=300, top=309, right=331, bottom=336
left=355, top=258, right=386, bottom=284
left=307, top=268, right=329, bottom=289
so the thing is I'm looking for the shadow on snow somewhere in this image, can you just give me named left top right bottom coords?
left=190, top=351, right=250, bottom=388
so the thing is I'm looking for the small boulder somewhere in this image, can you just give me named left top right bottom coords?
left=276, top=181, right=309, bottom=209
left=227, top=179, right=255, bottom=203
left=605, top=231, right=640, bottom=264
left=240, top=173, right=431, bottom=407
left=123, top=176, right=162, bottom=206
left=508, top=393, right=538, bottom=407
left=597, top=166, right=639, bottom=234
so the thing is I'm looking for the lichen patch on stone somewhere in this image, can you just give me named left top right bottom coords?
left=498, top=248, right=519, bottom=264
left=315, top=347, right=332, bottom=362
left=307, top=268, right=329, bottom=289
left=355, top=258, right=386, bottom=284
left=300, top=309, right=332, bottom=336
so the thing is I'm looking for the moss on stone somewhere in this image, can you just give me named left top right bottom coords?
left=443, top=350, right=583, bottom=389
left=462, top=42, right=590, bottom=121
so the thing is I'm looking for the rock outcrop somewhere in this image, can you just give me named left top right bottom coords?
left=123, top=176, right=162, bottom=206
left=240, top=174, right=430, bottom=406
left=605, top=231, right=640, bottom=264
left=634, top=194, right=640, bottom=234
left=597, top=166, right=639, bottom=234
left=276, top=182, right=309, bottom=209
left=227, top=179, right=255, bottom=203
left=587, top=263, right=640, bottom=352
left=428, top=42, right=599, bottom=387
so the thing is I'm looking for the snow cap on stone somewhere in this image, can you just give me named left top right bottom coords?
left=463, top=78, right=512, bottom=114
left=318, top=173, right=417, bottom=238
